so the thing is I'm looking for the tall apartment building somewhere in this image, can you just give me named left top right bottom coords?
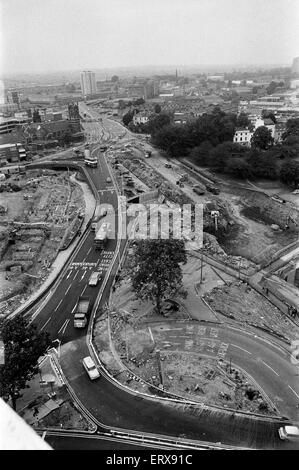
left=292, top=57, right=299, bottom=76
left=80, top=71, right=97, bottom=98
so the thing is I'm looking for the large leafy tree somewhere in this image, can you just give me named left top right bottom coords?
left=130, top=239, right=187, bottom=314
left=251, top=126, right=274, bottom=150
left=0, top=316, right=49, bottom=410
left=280, top=161, right=299, bottom=187
left=282, top=118, right=299, bottom=140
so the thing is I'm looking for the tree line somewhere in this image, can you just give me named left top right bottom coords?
left=124, top=105, right=299, bottom=187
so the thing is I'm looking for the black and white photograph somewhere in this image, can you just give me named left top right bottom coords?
left=0, top=0, right=299, bottom=455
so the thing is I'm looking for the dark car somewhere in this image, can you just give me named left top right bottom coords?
left=206, top=184, right=220, bottom=195
left=193, top=185, right=205, bottom=195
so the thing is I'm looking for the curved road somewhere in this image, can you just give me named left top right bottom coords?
left=28, top=105, right=299, bottom=450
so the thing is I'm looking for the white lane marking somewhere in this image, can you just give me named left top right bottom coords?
left=65, top=285, right=71, bottom=295
left=66, top=270, right=73, bottom=280
left=80, top=272, right=86, bottom=281
left=40, top=317, right=51, bottom=331
left=58, top=319, right=68, bottom=335
left=71, top=304, right=77, bottom=313
left=87, top=247, right=92, bottom=256
left=288, top=385, right=299, bottom=400
left=82, top=257, right=86, bottom=262
left=261, top=360, right=279, bottom=376
left=54, top=299, right=63, bottom=312
left=230, top=344, right=252, bottom=355
left=61, top=319, right=70, bottom=335
left=81, top=285, right=87, bottom=295
left=73, top=271, right=79, bottom=280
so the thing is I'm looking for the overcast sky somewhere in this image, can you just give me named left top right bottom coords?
left=1, top=0, right=299, bottom=75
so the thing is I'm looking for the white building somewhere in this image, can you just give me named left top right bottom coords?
left=132, top=113, right=149, bottom=125
left=233, top=128, right=252, bottom=146
left=80, top=71, right=97, bottom=98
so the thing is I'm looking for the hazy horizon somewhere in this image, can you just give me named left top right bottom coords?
left=1, top=0, right=298, bottom=76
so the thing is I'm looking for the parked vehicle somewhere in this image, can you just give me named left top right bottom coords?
left=292, top=189, right=299, bottom=195
left=278, top=426, right=299, bottom=441
left=106, top=176, right=112, bottom=183
left=73, top=296, right=90, bottom=328
left=206, top=184, right=220, bottom=195
left=82, top=356, right=100, bottom=380
left=164, top=163, right=172, bottom=168
left=88, top=271, right=101, bottom=286
left=193, top=186, right=205, bottom=195
left=271, top=194, right=286, bottom=204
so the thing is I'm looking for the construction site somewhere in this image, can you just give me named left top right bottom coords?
left=0, top=168, right=85, bottom=319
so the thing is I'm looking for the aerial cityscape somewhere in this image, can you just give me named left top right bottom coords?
left=1, top=0, right=299, bottom=455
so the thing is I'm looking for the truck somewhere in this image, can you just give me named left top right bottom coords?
left=94, top=222, right=111, bottom=250
left=84, top=149, right=97, bottom=168
left=91, top=206, right=107, bottom=231
left=73, top=296, right=90, bottom=328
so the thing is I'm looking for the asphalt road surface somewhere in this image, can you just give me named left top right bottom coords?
left=29, top=106, right=299, bottom=450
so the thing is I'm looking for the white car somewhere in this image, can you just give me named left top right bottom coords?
left=278, top=425, right=299, bottom=441
left=82, top=356, right=100, bottom=380
left=292, top=189, right=299, bottom=195
left=88, top=271, right=101, bottom=286
left=106, top=176, right=112, bottom=183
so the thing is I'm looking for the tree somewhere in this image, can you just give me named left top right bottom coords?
left=251, top=126, right=274, bottom=150
left=236, top=112, right=250, bottom=128
left=130, top=239, right=187, bottom=315
left=32, top=109, right=41, bottom=123
left=146, top=112, right=172, bottom=136
left=280, top=161, right=299, bottom=187
left=122, top=110, right=134, bottom=126
left=247, top=151, right=277, bottom=179
left=266, top=81, right=279, bottom=95
left=0, top=315, right=49, bottom=410
left=154, top=104, right=161, bottom=114
left=282, top=118, right=299, bottom=140
left=189, top=141, right=213, bottom=166
left=261, top=109, right=277, bottom=124
left=111, top=75, right=119, bottom=83
left=226, top=158, right=252, bottom=179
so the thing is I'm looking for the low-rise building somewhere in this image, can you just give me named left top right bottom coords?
left=233, top=127, right=252, bottom=147
left=0, top=143, right=26, bottom=165
left=132, top=113, right=149, bottom=125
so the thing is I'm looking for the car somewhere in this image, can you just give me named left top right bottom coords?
left=193, top=186, right=205, bottom=195
left=164, top=163, right=172, bottom=168
left=271, top=194, right=286, bottom=204
left=206, top=184, right=220, bottom=195
left=88, top=271, right=101, bottom=286
left=82, top=356, right=100, bottom=380
left=292, top=189, right=299, bottom=195
left=106, top=176, right=112, bottom=183
left=278, top=425, right=299, bottom=441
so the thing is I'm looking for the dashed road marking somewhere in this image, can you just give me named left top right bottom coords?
left=66, top=270, right=73, bottom=280
left=54, top=299, right=63, bottom=312
left=58, top=319, right=69, bottom=335
left=288, top=385, right=299, bottom=400
left=40, top=317, right=51, bottom=331
left=73, top=271, right=79, bottom=280
left=230, top=344, right=252, bottom=355
left=65, top=285, right=71, bottom=295
left=261, top=360, right=279, bottom=376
